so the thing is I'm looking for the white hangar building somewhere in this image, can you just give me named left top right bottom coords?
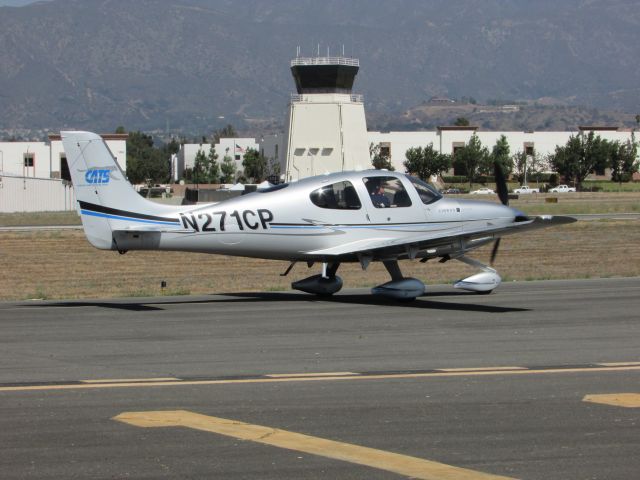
left=171, top=137, right=258, bottom=182
left=367, top=125, right=636, bottom=174
left=0, top=134, right=127, bottom=213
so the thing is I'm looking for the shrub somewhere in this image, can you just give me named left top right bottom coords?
left=443, top=175, right=467, bottom=183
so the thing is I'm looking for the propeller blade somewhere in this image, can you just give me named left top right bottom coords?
left=494, top=161, right=509, bottom=206
left=490, top=238, right=501, bottom=265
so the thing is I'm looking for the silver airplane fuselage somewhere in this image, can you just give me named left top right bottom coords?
left=112, top=170, right=518, bottom=262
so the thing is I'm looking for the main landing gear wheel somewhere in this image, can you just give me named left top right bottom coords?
left=291, top=262, right=342, bottom=296
left=371, top=260, right=425, bottom=301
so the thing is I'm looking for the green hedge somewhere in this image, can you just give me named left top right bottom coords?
left=443, top=176, right=467, bottom=183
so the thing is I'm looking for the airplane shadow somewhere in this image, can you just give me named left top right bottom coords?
left=27, top=301, right=165, bottom=312
left=225, top=292, right=530, bottom=314
left=36, top=290, right=529, bottom=314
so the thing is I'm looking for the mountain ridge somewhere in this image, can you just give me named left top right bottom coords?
left=1, top=0, right=639, bottom=134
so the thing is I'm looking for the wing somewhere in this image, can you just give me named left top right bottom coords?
left=304, top=215, right=576, bottom=258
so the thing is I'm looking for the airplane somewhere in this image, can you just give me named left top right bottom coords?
left=61, top=131, right=576, bottom=301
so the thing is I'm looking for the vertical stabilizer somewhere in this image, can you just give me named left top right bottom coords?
left=61, top=131, right=179, bottom=250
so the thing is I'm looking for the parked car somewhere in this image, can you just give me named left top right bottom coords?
left=513, top=185, right=539, bottom=194
left=549, top=184, right=576, bottom=193
left=470, top=188, right=495, bottom=195
left=442, top=188, right=461, bottom=194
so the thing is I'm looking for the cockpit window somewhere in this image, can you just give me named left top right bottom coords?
left=407, top=176, right=442, bottom=205
left=310, top=181, right=361, bottom=210
left=363, top=176, right=412, bottom=208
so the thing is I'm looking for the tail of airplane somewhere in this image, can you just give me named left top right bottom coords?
left=61, top=131, right=181, bottom=250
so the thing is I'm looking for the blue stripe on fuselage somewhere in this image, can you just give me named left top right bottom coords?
left=80, top=209, right=179, bottom=226
left=269, top=223, right=450, bottom=230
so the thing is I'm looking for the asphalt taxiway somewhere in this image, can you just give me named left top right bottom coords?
left=1, top=277, right=639, bottom=479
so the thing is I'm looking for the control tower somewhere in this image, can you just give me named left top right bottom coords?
left=284, top=55, right=370, bottom=181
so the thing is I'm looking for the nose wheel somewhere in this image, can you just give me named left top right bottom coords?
left=453, top=255, right=501, bottom=294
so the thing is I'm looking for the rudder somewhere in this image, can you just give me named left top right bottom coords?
left=61, top=131, right=179, bottom=250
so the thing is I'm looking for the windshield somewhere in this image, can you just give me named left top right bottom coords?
left=257, top=183, right=289, bottom=193
left=407, top=176, right=442, bottom=205
left=362, top=176, right=412, bottom=208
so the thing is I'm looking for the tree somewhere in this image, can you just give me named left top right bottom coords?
left=403, top=144, right=452, bottom=181
left=452, top=134, right=489, bottom=186
left=125, top=131, right=170, bottom=184
left=610, top=134, right=639, bottom=184
left=242, top=148, right=267, bottom=183
left=489, top=135, right=513, bottom=177
left=192, top=149, right=207, bottom=184
left=268, top=157, right=281, bottom=179
left=550, top=132, right=612, bottom=190
left=206, top=145, right=220, bottom=183
left=369, top=143, right=394, bottom=170
left=213, top=124, right=237, bottom=143
left=220, top=155, right=236, bottom=183
left=512, top=151, right=527, bottom=184
left=454, top=117, right=470, bottom=126
left=512, top=150, right=546, bottom=185
left=162, top=137, right=181, bottom=157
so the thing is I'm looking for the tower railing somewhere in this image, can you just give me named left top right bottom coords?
left=291, top=57, right=360, bottom=67
left=290, top=93, right=363, bottom=103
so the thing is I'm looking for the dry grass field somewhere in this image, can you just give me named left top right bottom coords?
left=1, top=220, right=639, bottom=301
left=505, top=192, right=640, bottom=215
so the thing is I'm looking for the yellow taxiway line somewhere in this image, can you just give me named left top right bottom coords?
left=81, top=377, right=181, bottom=383
left=597, top=362, right=640, bottom=367
left=1, top=364, right=639, bottom=393
left=114, top=410, right=516, bottom=480
left=583, top=393, right=640, bottom=408
left=437, top=366, right=527, bottom=372
left=265, top=371, right=357, bottom=378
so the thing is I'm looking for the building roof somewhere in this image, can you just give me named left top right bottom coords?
left=48, top=133, right=129, bottom=141
left=437, top=126, right=479, bottom=131
left=577, top=126, right=620, bottom=131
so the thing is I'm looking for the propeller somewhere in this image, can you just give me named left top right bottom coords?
left=494, top=160, right=509, bottom=207
left=490, top=237, right=501, bottom=265
left=491, top=160, right=510, bottom=265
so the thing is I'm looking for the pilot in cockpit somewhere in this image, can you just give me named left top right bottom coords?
left=370, top=184, right=390, bottom=208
